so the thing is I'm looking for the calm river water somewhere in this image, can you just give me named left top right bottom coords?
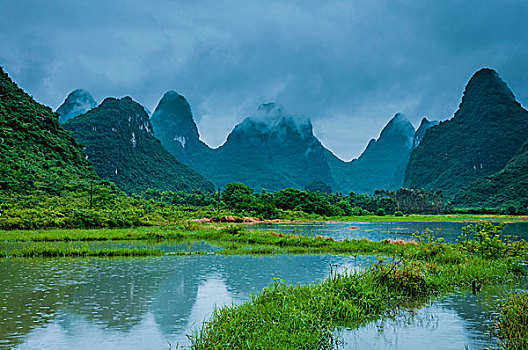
left=246, top=221, right=528, bottom=242
left=1, top=254, right=373, bottom=349
left=1, top=221, right=527, bottom=349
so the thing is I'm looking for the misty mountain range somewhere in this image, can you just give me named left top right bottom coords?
left=7, top=65, right=528, bottom=208
left=57, top=84, right=436, bottom=195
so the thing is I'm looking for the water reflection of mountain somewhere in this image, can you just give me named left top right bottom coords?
left=1, top=254, right=370, bottom=348
left=0, top=258, right=85, bottom=349
left=8, top=254, right=514, bottom=349
left=149, top=254, right=370, bottom=338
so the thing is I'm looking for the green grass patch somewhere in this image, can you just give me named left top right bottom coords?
left=2, top=222, right=527, bottom=259
left=0, top=242, right=164, bottom=257
left=496, top=292, right=528, bottom=349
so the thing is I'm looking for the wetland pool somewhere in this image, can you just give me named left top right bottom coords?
left=246, top=221, right=528, bottom=242
left=1, top=253, right=524, bottom=349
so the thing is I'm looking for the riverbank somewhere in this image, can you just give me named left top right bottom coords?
left=191, top=213, right=528, bottom=224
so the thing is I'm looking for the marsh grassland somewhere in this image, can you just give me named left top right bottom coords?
left=1, top=220, right=527, bottom=348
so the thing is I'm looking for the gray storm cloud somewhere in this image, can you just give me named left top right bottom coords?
left=1, top=0, right=527, bottom=160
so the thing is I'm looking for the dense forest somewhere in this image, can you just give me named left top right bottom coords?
left=64, top=96, right=214, bottom=194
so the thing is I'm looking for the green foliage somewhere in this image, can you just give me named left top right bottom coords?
left=457, top=222, right=525, bottom=258
left=136, top=184, right=399, bottom=221
left=221, top=183, right=255, bottom=210
left=0, top=66, right=99, bottom=200
left=496, top=293, right=528, bottom=349
left=0, top=190, right=187, bottom=230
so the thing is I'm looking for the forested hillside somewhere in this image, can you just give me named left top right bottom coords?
left=64, top=97, right=214, bottom=194
left=454, top=141, right=528, bottom=208
left=0, top=66, right=99, bottom=201
left=404, top=68, right=528, bottom=198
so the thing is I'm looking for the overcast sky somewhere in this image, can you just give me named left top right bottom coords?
left=1, top=0, right=528, bottom=160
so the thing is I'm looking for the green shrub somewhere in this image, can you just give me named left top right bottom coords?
left=375, top=208, right=386, bottom=216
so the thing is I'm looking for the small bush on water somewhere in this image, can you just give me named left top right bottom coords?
left=457, top=222, right=525, bottom=258
left=371, top=258, right=431, bottom=297
left=221, top=224, right=244, bottom=235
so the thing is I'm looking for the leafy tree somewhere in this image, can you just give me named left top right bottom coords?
left=221, top=183, right=256, bottom=211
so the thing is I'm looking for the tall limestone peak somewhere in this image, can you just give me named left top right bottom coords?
left=367, top=113, right=415, bottom=153
left=56, top=89, right=97, bottom=123
left=229, top=103, right=313, bottom=141
left=353, top=113, right=415, bottom=167
left=81, top=96, right=154, bottom=140
left=334, top=113, right=415, bottom=193
left=459, top=68, right=516, bottom=108
left=211, top=103, right=335, bottom=191
left=64, top=96, right=214, bottom=194
left=150, top=91, right=211, bottom=168
left=151, top=90, right=199, bottom=142
left=404, top=68, right=528, bottom=198
left=413, top=117, right=439, bottom=148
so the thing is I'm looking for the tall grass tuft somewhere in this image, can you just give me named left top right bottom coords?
left=496, top=293, right=528, bottom=349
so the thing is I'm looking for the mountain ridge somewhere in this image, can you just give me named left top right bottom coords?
left=0, top=66, right=99, bottom=200
left=64, top=96, right=215, bottom=194
left=404, top=68, right=528, bottom=198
